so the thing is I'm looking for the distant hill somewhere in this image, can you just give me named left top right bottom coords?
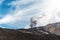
left=0, top=22, right=60, bottom=40
left=45, top=22, right=60, bottom=35
left=16, top=22, right=60, bottom=40
left=17, top=22, right=60, bottom=35
left=0, top=28, right=59, bottom=40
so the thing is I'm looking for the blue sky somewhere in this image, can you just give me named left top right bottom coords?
left=0, top=0, right=41, bottom=29
left=0, top=0, right=60, bottom=29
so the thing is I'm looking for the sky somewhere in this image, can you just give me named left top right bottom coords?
left=0, top=0, right=60, bottom=29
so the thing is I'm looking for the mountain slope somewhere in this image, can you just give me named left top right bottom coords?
left=0, top=28, right=59, bottom=40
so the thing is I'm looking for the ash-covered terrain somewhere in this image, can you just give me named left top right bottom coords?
left=0, top=22, right=60, bottom=40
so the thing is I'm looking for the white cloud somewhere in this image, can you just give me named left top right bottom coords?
left=0, top=0, right=37, bottom=28
left=1, top=0, right=60, bottom=29
left=0, top=0, right=4, bottom=4
left=25, top=0, right=60, bottom=28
